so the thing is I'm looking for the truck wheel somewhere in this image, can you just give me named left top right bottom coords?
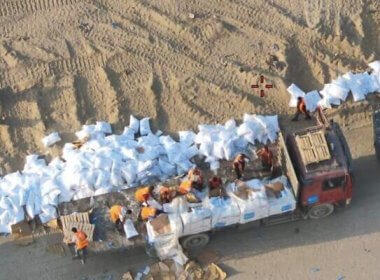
left=308, top=204, right=334, bottom=219
left=181, top=233, right=210, bottom=250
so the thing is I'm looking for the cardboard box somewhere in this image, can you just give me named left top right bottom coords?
left=11, top=220, right=32, bottom=236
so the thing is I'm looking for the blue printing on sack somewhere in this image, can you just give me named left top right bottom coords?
left=215, top=222, right=226, bottom=228
left=307, top=195, right=319, bottom=205
left=244, top=212, right=255, bottom=220
left=281, top=204, right=292, bottom=212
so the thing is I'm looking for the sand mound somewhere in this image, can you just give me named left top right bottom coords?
left=0, top=0, right=379, bottom=171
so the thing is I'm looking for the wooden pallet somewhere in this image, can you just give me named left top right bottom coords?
left=61, top=212, right=90, bottom=231
left=60, top=212, right=94, bottom=243
left=296, top=131, right=331, bottom=165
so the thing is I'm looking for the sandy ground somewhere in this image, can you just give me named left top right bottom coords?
left=1, top=0, right=380, bottom=279
left=0, top=0, right=379, bottom=172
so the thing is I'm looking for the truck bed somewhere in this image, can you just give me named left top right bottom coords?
left=56, top=133, right=300, bottom=252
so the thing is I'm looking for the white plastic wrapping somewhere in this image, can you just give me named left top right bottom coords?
left=140, top=117, right=151, bottom=136
left=287, top=83, right=306, bottom=107
left=42, top=132, right=61, bottom=147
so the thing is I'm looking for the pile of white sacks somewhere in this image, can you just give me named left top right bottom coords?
left=0, top=114, right=280, bottom=233
left=288, top=60, right=380, bottom=111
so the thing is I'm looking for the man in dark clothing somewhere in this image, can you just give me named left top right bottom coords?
left=292, top=97, right=311, bottom=121
left=233, top=154, right=248, bottom=179
left=256, top=145, right=274, bottom=172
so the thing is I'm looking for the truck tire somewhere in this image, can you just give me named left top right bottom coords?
left=181, top=233, right=210, bottom=250
left=308, top=203, right=334, bottom=219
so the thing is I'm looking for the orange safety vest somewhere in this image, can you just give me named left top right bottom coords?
left=135, top=187, right=151, bottom=203
left=233, top=155, right=245, bottom=171
left=298, top=99, right=307, bottom=113
left=209, top=177, right=222, bottom=189
left=75, top=231, right=89, bottom=250
left=260, top=149, right=273, bottom=166
left=140, top=207, right=157, bottom=221
left=109, top=205, right=122, bottom=223
left=178, top=180, right=192, bottom=195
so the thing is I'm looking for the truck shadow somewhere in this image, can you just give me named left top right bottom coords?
left=205, top=154, right=380, bottom=276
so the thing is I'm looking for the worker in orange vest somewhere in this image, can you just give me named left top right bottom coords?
left=292, top=97, right=311, bottom=121
left=109, top=205, right=132, bottom=235
left=159, top=186, right=176, bottom=204
left=187, top=167, right=204, bottom=191
left=256, top=145, right=274, bottom=172
left=140, top=206, right=158, bottom=221
left=233, top=153, right=248, bottom=179
left=178, top=180, right=195, bottom=195
left=135, top=186, right=154, bottom=204
left=208, top=176, right=224, bottom=197
left=71, top=227, right=89, bottom=264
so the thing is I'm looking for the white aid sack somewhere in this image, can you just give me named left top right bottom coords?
left=266, top=176, right=296, bottom=216
left=124, top=219, right=139, bottom=239
left=287, top=83, right=305, bottom=107
left=163, top=196, right=189, bottom=214
left=179, top=131, right=196, bottom=147
left=120, top=164, right=137, bottom=185
left=185, top=145, right=199, bottom=159
left=369, top=61, right=380, bottom=73
left=121, top=126, right=136, bottom=140
left=158, top=158, right=176, bottom=176
left=304, top=90, right=322, bottom=112
left=208, top=197, right=240, bottom=228
left=227, top=181, right=269, bottom=224
left=95, top=121, right=112, bottom=134
left=180, top=207, right=211, bottom=236
left=199, top=141, right=213, bottom=157
left=343, top=72, right=368, bottom=101
left=224, top=119, right=237, bottom=131
left=75, top=124, right=96, bottom=139
left=223, top=139, right=235, bottom=160
left=213, top=141, right=225, bottom=160
left=129, top=115, right=140, bottom=133
left=139, top=117, right=151, bottom=136
left=110, top=160, right=124, bottom=186
left=320, top=83, right=349, bottom=102
left=39, top=205, right=57, bottom=224
left=147, top=197, right=163, bottom=210
left=42, top=132, right=61, bottom=147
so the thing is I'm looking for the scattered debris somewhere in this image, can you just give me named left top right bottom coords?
left=337, top=275, right=345, bottom=280
left=310, top=267, right=320, bottom=273
left=188, top=13, right=195, bottom=19
left=121, top=272, right=133, bottom=280
left=271, top=43, right=280, bottom=52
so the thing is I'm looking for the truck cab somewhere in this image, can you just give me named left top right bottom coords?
left=286, top=122, right=354, bottom=219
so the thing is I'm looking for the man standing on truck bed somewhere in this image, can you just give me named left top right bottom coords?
left=292, top=97, right=311, bottom=121
left=233, top=153, right=249, bottom=179
left=256, top=145, right=274, bottom=173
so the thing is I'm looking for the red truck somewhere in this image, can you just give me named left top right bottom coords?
left=180, top=111, right=354, bottom=249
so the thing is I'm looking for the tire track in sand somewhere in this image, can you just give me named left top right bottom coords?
left=0, top=53, right=107, bottom=90
left=0, top=0, right=87, bottom=17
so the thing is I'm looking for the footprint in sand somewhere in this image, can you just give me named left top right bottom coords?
left=304, top=0, right=326, bottom=29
